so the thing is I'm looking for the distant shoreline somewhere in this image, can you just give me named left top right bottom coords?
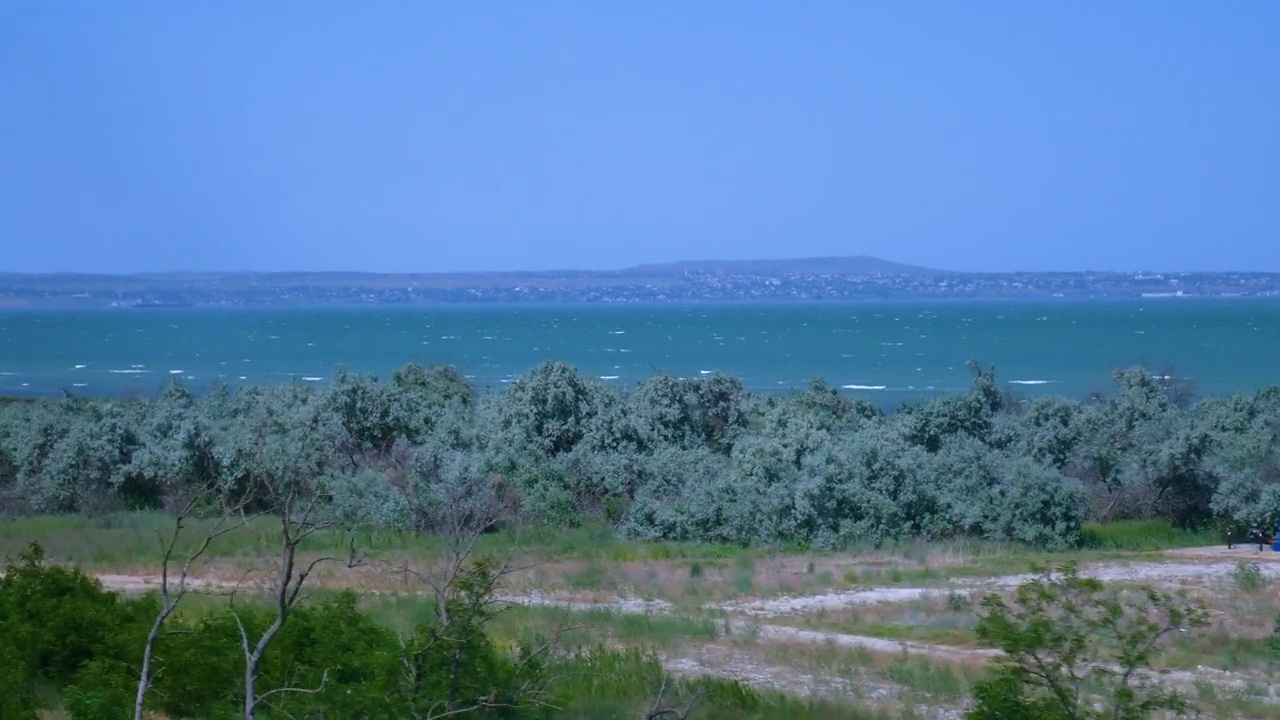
left=1, top=294, right=1278, bottom=312
left=4, top=257, right=1280, bottom=308
left=2, top=272, right=1278, bottom=309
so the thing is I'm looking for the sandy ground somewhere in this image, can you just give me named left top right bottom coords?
left=722, top=550, right=1280, bottom=618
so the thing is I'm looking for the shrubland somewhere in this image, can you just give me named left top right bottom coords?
left=2, top=362, right=1276, bottom=549
left=0, top=361, right=1266, bottom=718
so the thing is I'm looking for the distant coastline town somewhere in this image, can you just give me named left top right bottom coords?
left=2, top=256, right=1278, bottom=309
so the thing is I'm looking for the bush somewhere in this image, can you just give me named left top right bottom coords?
left=1232, top=562, right=1268, bottom=593
left=4, top=362, right=1279, bottom=551
left=0, top=543, right=154, bottom=718
left=0, top=640, right=35, bottom=719
left=969, top=564, right=1208, bottom=720
left=929, top=438, right=1086, bottom=550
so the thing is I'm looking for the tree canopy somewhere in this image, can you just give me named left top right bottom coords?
left=2, top=361, right=1278, bottom=550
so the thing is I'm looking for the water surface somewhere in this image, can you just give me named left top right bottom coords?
left=1, top=300, right=1276, bottom=399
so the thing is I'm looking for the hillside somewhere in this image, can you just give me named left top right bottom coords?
left=623, top=255, right=942, bottom=276
left=2, top=259, right=1278, bottom=307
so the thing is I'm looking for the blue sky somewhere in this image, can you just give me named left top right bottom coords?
left=1, top=2, right=1276, bottom=273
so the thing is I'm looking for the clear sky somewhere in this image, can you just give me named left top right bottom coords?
left=1, top=2, right=1277, bottom=274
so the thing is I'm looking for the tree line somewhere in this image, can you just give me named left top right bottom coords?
left=1, top=361, right=1278, bottom=549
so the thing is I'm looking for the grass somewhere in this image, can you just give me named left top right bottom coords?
left=1, top=512, right=1239, bottom=610
left=1159, top=588, right=1280, bottom=676
left=12, top=512, right=1278, bottom=719
left=0, top=513, right=762, bottom=569
left=1078, top=518, right=1222, bottom=551
left=1232, top=561, right=1270, bottom=593
left=795, top=617, right=978, bottom=647
left=746, top=638, right=985, bottom=701
left=566, top=559, right=617, bottom=591
left=1165, top=632, right=1275, bottom=674
left=11, top=512, right=1223, bottom=575
left=881, top=657, right=970, bottom=698
left=778, top=595, right=981, bottom=647
left=547, top=647, right=895, bottom=720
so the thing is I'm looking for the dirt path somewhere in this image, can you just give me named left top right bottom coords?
left=721, top=552, right=1280, bottom=618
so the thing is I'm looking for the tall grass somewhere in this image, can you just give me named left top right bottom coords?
left=1, top=513, right=1228, bottom=578
left=0, top=513, right=759, bottom=568
left=550, top=647, right=891, bottom=719
left=1077, top=519, right=1221, bottom=551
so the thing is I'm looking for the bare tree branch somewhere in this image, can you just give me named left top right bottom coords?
left=645, top=674, right=701, bottom=720
left=232, top=478, right=356, bottom=720
left=134, top=485, right=252, bottom=720
left=256, top=669, right=330, bottom=704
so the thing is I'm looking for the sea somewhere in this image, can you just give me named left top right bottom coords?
left=0, top=299, right=1277, bottom=401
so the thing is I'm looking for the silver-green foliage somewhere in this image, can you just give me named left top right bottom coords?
left=3, top=361, right=1279, bottom=553
left=926, top=437, right=1086, bottom=551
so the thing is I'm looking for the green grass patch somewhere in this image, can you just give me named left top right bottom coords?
left=1078, top=519, right=1221, bottom=551
left=1, top=513, right=1229, bottom=595
left=783, top=605, right=980, bottom=647
left=0, top=514, right=765, bottom=570
left=550, top=647, right=891, bottom=719
left=882, top=657, right=971, bottom=698
left=1164, top=632, right=1276, bottom=674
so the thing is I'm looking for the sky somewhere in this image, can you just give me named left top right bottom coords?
left=1, top=2, right=1277, bottom=274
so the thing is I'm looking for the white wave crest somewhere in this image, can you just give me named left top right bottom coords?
left=842, top=384, right=887, bottom=391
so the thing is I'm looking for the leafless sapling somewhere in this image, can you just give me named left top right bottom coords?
left=231, top=484, right=361, bottom=720
left=133, top=486, right=251, bottom=720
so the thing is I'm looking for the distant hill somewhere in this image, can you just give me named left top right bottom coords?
left=622, top=255, right=943, bottom=276
left=3, top=258, right=1279, bottom=308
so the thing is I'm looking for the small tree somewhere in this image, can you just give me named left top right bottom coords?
left=398, top=557, right=569, bottom=719
left=387, top=445, right=570, bottom=718
left=232, top=487, right=359, bottom=720
left=967, top=564, right=1207, bottom=720
left=134, top=488, right=250, bottom=720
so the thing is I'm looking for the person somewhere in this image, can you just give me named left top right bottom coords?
left=1229, top=527, right=1267, bottom=551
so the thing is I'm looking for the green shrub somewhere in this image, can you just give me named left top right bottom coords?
left=969, top=564, right=1208, bottom=720
left=1232, top=562, right=1267, bottom=593
left=0, top=641, right=36, bottom=719
left=0, top=543, right=153, bottom=718
left=3, top=362, right=1279, bottom=555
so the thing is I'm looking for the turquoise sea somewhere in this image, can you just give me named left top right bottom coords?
left=0, top=300, right=1277, bottom=400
